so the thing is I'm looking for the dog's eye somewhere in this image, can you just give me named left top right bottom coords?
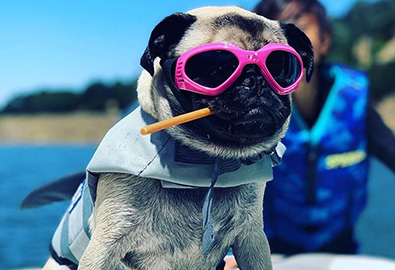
left=266, top=51, right=301, bottom=87
left=185, top=50, right=239, bottom=88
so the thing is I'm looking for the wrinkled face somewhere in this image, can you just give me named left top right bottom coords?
left=138, top=7, right=313, bottom=159
left=178, top=61, right=292, bottom=147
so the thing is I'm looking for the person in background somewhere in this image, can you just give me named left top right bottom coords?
left=259, top=0, right=395, bottom=254
left=226, top=0, right=395, bottom=268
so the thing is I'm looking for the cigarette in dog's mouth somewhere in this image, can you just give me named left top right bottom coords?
left=140, top=107, right=214, bottom=135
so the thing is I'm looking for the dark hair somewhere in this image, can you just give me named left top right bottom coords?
left=253, top=0, right=332, bottom=40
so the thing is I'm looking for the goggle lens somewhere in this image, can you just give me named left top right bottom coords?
left=266, top=50, right=301, bottom=88
left=185, top=50, right=239, bottom=88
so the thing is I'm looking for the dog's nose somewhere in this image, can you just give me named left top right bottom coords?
left=242, top=77, right=254, bottom=88
left=240, top=64, right=261, bottom=88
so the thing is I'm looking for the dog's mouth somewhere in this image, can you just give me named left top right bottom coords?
left=179, top=65, right=292, bottom=147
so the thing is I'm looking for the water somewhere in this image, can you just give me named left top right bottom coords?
left=0, top=145, right=96, bottom=269
left=0, top=145, right=394, bottom=269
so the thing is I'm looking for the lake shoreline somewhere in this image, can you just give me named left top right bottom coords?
left=0, top=111, right=119, bottom=144
left=0, top=96, right=393, bottom=144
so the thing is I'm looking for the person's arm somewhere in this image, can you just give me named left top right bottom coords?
left=367, top=104, right=395, bottom=172
left=224, top=256, right=238, bottom=270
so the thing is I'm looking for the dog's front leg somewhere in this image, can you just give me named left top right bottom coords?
left=232, top=227, right=272, bottom=270
left=231, top=182, right=272, bottom=270
left=79, top=174, right=137, bottom=270
left=78, top=223, right=130, bottom=270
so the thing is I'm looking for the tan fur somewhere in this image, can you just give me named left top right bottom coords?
left=175, top=7, right=286, bottom=55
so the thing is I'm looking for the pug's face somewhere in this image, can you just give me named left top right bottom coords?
left=138, top=6, right=313, bottom=159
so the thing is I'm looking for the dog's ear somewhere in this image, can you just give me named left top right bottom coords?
left=141, top=13, right=197, bottom=76
left=280, top=23, right=314, bottom=82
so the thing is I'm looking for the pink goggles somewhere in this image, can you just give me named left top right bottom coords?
left=174, top=42, right=304, bottom=96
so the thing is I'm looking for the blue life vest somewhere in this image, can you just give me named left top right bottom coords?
left=263, top=65, right=370, bottom=251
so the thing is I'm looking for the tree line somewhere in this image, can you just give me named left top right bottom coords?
left=328, top=0, right=395, bottom=100
left=1, top=81, right=137, bottom=114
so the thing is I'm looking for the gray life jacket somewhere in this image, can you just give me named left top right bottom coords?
left=51, top=106, right=285, bottom=264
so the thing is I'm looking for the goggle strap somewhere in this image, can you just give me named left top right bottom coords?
left=162, top=59, right=194, bottom=113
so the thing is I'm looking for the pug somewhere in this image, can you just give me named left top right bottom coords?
left=44, top=6, right=313, bottom=270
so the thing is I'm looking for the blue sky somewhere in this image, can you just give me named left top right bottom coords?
left=0, top=0, right=378, bottom=108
